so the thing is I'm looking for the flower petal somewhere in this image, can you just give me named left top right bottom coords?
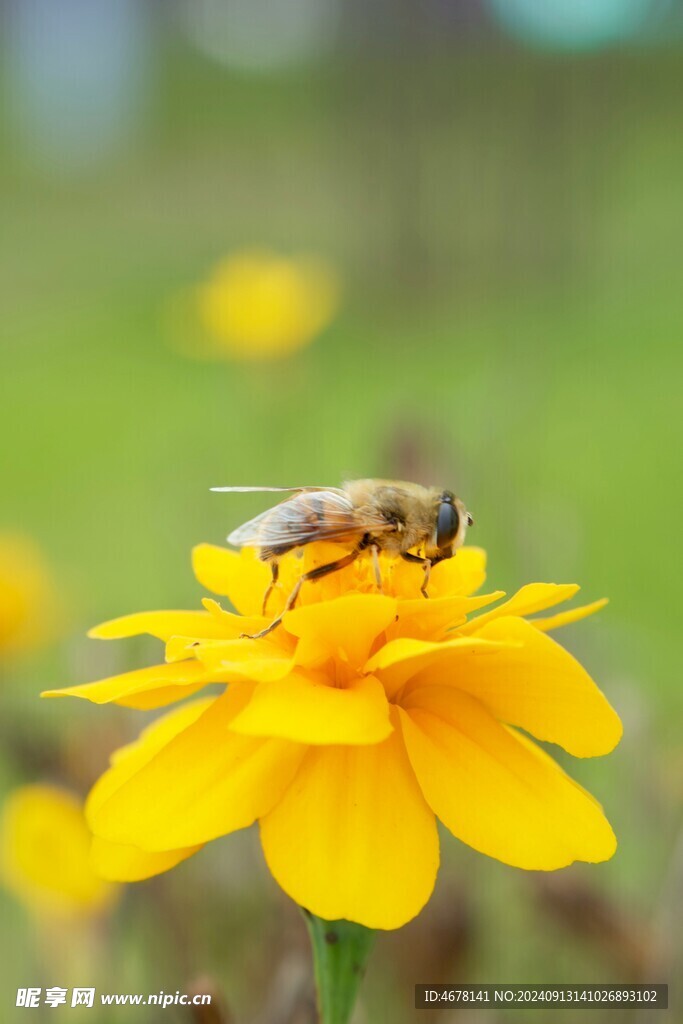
left=192, top=544, right=270, bottom=615
left=530, top=598, right=609, bottom=633
left=168, top=636, right=294, bottom=683
left=230, top=671, right=392, bottom=745
left=90, top=836, right=201, bottom=882
left=88, top=687, right=305, bottom=852
left=399, top=687, right=616, bottom=870
left=461, top=583, right=579, bottom=633
left=113, top=681, right=211, bottom=710
left=411, top=616, right=621, bottom=757
left=284, top=595, right=397, bottom=671
left=41, top=662, right=210, bottom=707
left=201, top=597, right=270, bottom=637
left=260, top=711, right=439, bottom=929
left=365, top=635, right=517, bottom=700
left=427, top=547, right=487, bottom=597
left=390, top=592, right=505, bottom=641
left=89, top=697, right=217, bottom=814
left=88, top=610, right=234, bottom=642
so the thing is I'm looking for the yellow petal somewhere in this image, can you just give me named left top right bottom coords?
left=89, top=687, right=305, bottom=852
left=461, top=583, right=579, bottom=634
left=192, top=544, right=270, bottom=615
left=201, top=597, right=271, bottom=637
left=260, top=711, right=439, bottom=929
left=41, top=661, right=209, bottom=707
left=284, top=595, right=397, bottom=671
left=427, top=547, right=487, bottom=597
left=114, top=681, right=212, bottom=710
left=365, top=635, right=517, bottom=699
left=390, top=592, right=505, bottom=641
left=399, top=687, right=617, bottom=870
left=411, top=615, right=621, bottom=757
left=88, top=610, right=234, bottom=642
left=90, top=836, right=201, bottom=882
left=381, top=554, right=425, bottom=597
left=531, top=598, right=609, bottom=632
left=230, top=671, right=392, bottom=745
left=88, top=697, right=217, bottom=817
left=170, top=636, right=294, bottom=683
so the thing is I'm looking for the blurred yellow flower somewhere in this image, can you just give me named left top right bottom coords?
left=1, top=785, right=118, bottom=919
left=0, top=534, right=57, bottom=656
left=44, top=544, right=621, bottom=930
left=192, top=250, right=340, bottom=361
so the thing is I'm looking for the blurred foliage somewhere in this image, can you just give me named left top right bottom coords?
left=1, top=9, right=681, bottom=1022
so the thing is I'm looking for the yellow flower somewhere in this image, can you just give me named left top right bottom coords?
left=0, top=534, right=57, bottom=656
left=1, top=785, right=118, bottom=919
left=189, top=250, right=340, bottom=361
left=43, top=543, right=621, bottom=930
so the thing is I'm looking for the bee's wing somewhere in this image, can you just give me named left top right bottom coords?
left=227, top=489, right=390, bottom=550
left=211, top=485, right=335, bottom=494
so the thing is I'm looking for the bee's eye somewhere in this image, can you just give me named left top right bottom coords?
left=436, top=501, right=459, bottom=550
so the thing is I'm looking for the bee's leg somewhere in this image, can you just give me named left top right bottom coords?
left=299, top=547, right=361, bottom=586
left=262, top=561, right=280, bottom=616
left=242, top=577, right=303, bottom=640
left=371, top=545, right=383, bottom=592
left=421, top=559, right=432, bottom=598
left=243, top=549, right=361, bottom=640
left=400, top=552, right=432, bottom=598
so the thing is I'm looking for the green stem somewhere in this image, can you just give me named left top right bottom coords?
left=302, top=910, right=376, bottom=1024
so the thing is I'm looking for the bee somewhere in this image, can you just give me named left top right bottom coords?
left=211, top=480, right=473, bottom=638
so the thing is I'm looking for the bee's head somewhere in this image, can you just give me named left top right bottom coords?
left=434, top=491, right=473, bottom=555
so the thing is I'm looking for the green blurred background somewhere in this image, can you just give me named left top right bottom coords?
left=1, top=1, right=681, bottom=1021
